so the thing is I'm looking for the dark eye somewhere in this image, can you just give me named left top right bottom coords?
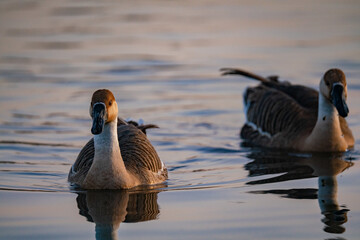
left=109, top=100, right=112, bottom=106
left=325, top=81, right=330, bottom=86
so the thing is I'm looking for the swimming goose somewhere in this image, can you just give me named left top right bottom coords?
left=68, top=89, right=167, bottom=189
left=220, top=68, right=354, bottom=152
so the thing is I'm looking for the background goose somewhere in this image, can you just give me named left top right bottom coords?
left=220, top=68, right=354, bottom=152
left=68, top=89, right=167, bottom=189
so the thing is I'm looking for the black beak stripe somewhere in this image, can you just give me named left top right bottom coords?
left=91, top=103, right=106, bottom=135
left=331, top=84, right=349, bottom=118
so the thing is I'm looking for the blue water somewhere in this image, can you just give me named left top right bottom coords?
left=1, top=0, right=360, bottom=239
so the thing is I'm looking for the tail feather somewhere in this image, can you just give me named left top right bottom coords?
left=220, top=68, right=270, bottom=83
left=127, top=120, right=159, bottom=135
left=118, top=117, right=159, bottom=135
left=137, top=124, right=159, bottom=134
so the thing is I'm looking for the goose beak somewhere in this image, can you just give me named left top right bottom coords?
left=331, top=83, right=349, bottom=118
left=91, top=103, right=106, bottom=135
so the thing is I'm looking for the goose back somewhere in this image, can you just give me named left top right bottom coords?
left=242, top=82, right=318, bottom=149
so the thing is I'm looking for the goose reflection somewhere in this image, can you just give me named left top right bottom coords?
left=245, top=151, right=353, bottom=234
left=75, top=189, right=162, bottom=240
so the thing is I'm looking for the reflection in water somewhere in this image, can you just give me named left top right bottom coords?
left=76, top=189, right=161, bottom=240
left=245, top=151, right=353, bottom=234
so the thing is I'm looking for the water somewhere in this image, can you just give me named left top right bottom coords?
left=1, top=0, right=360, bottom=239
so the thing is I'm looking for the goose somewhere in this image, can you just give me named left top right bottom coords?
left=220, top=68, right=354, bottom=152
left=68, top=89, right=167, bottom=189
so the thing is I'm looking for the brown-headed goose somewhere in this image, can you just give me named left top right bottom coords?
left=68, top=89, right=167, bottom=189
left=220, top=68, right=354, bottom=152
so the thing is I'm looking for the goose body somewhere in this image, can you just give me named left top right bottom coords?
left=221, top=68, right=354, bottom=152
left=68, top=89, right=167, bottom=189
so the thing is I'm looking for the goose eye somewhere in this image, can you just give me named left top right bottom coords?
left=109, top=100, right=112, bottom=106
left=325, top=81, right=330, bottom=86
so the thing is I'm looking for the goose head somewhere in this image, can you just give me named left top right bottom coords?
left=89, top=89, right=118, bottom=135
left=319, top=68, right=349, bottom=117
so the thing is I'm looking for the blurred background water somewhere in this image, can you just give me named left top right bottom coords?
left=0, top=0, right=360, bottom=239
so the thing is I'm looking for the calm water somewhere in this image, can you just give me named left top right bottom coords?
left=1, top=0, right=360, bottom=239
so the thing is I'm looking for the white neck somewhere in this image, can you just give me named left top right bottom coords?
left=318, top=93, right=339, bottom=124
left=83, top=118, right=135, bottom=189
left=93, top=119, right=120, bottom=161
left=303, top=93, right=347, bottom=151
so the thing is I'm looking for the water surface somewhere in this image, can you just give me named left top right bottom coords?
left=1, top=0, right=360, bottom=239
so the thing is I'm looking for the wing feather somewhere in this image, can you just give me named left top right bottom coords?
left=241, top=84, right=317, bottom=148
